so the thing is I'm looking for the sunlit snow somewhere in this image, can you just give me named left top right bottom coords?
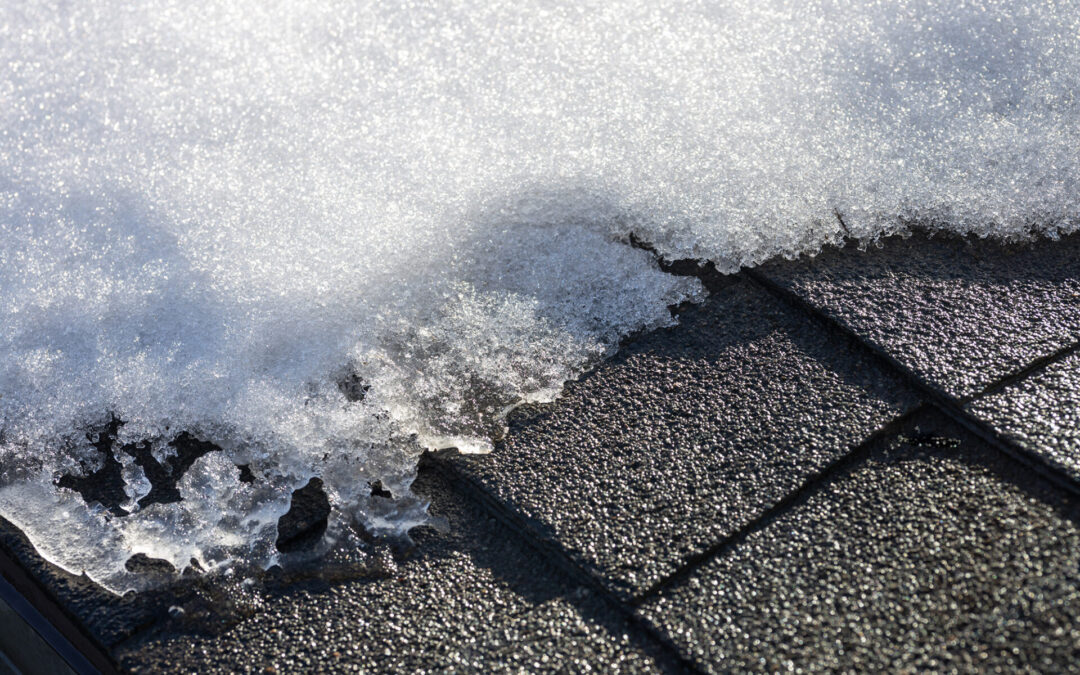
left=1, top=0, right=1078, bottom=592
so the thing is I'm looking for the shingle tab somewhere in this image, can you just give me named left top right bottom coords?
left=758, top=232, right=1080, bottom=399
left=449, top=277, right=917, bottom=599
left=116, top=468, right=675, bottom=674
left=641, top=410, right=1080, bottom=673
left=968, top=350, right=1080, bottom=481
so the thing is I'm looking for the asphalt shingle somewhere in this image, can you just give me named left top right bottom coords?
left=757, top=231, right=1080, bottom=399
left=447, top=276, right=917, bottom=599
left=641, top=409, right=1080, bottom=673
left=967, top=350, right=1080, bottom=481
left=4, top=232, right=1079, bottom=674
left=116, top=467, right=677, bottom=674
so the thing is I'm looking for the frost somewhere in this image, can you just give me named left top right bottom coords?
left=1, top=0, right=1078, bottom=592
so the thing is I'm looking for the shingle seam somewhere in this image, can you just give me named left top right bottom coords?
left=421, top=453, right=704, bottom=675
left=961, top=338, right=1080, bottom=403
left=931, top=395, right=1080, bottom=498
left=741, top=266, right=944, bottom=395
left=741, top=266, right=1080, bottom=498
left=629, top=405, right=925, bottom=606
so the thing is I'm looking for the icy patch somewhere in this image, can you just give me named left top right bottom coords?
left=1, top=0, right=1078, bottom=592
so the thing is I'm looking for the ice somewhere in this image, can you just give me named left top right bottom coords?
left=118, top=452, right=151, bottom=513
left=1, top=0, right=1078, bottom=592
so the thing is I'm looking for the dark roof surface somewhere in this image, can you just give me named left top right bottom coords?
left=3, top=230, right=1080, bottom=674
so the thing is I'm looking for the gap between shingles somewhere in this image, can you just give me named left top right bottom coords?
left=629, top=405, right=925, bottom=605
left=740, top=264, right=1080, bottom=498
left=625, top=231, right=1080, bottom=600
left=423, top=452, right=708, bottom=675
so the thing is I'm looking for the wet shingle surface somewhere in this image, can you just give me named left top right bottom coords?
left=448, top=276, right=917, bottom=599
left=641, top=410, right=1080, bottom=673
left=968, top=349, right=1080, bottom=481
left=758, top=231, right=1080, bottom=399
left=115, top=469, right=677, bottom=674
